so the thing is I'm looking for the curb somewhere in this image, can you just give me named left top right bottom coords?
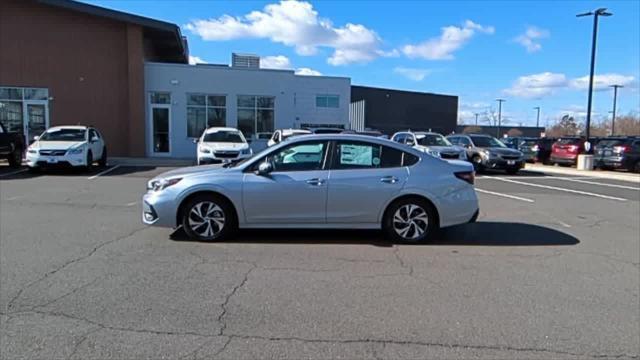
left=525, top=164, right=640, bottom=184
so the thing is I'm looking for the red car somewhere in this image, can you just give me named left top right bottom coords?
left=550, top=138, right=585, bottom=166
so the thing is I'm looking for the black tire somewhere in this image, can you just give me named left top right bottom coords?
left=383, top=197, right=438, bottom=244
left=8, top=147, right=22, bottom=168
left=633, top=161, right=640, bottom=174
left=506, top=168, right=519, bottom=175
left=98, top=147, right=107, bottom=167
left=471, top=155, right=484, bottom=173
left=181, top=194, right=237, bottom=242
left=28, top=166, right=40, bottom=174
left=85, top=152, right=93, bottom=172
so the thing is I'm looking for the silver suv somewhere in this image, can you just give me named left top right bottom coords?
left=391, top=131, right=466, bottom=160
left=447, top=134, right=524, bottom=174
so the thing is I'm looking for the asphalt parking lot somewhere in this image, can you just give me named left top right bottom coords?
left=1, top=164, right=638, bottom=359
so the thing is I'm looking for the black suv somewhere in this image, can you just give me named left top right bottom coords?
left=594, top=137, right=640, bottom=172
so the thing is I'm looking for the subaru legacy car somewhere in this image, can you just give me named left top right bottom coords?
left=447, top=134, right=524, bottom=174
left=26, top=125, right=107, bottom=171
left=195, top=127, right=252, bottom=165
left=143, top=134, right=479, bottom=243
left=391, top=131, right=466, bottom=160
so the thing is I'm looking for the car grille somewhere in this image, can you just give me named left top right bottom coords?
left=500, top=155, right=520, bottom=160
left=39, top=149, right=67, bottom=156
left=440, top=152, right=460, bottom=159
left=214, top=151, right=239, bottom=159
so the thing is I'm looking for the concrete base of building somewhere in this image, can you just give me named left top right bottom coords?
left=525, top=163, right=640, bottom=183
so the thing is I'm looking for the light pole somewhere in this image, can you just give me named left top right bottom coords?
left=496, top=99, right=506, bottom=137
left=533, top=106, right=541, bottom=128
left=610, top=84, right=623, bottom=135
left=474, top=112, right=479, bottom=125
left=577, top=8, right=612, bottom=150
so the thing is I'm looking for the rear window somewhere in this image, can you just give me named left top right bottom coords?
left=558, top=138, right=580, bottom=145
left=597, top=139, right=625, bottom=147
left=522, top=139, right=538, bottom=146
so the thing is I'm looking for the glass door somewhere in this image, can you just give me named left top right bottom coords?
left=23, top=101, right=48, bottom=144
left=150, top=105, right=171, bottom=155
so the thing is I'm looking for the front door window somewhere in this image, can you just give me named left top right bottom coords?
left=152, top=107, right=170, bottom=153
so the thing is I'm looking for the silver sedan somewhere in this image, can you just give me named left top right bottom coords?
left=142, top=134, right=479, bottom=243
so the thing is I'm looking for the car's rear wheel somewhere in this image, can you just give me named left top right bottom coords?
left=383, top=197, right=438, bottom=243
left=98, top=147, right=107, bottom=167
left=8, top=147, right=22, bottom=168
left=181, top=194, right=236, bottom=241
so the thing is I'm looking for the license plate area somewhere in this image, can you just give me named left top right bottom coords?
left=47, top=157, right=58, bottom=164
left=507, top=160, right=516, bottom=165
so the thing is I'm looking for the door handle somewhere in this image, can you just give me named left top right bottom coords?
left=380, top=176, right=399, bottom=184
left=305, top=178, right=326, bottom=186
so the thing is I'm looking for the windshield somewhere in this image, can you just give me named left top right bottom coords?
left=558, top=138, right=580, bottom=145
left=39, top=129, right=86, bottom=142
left=470, top=136, right=506, bottom=148
left=522, top=139, right=538, bottom=146
left=203, top=131, right=245, bottom=143
left=416, top=134, right=452, bottom=146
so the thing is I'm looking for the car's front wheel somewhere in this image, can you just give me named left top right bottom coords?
left=181, top=194, right=236, bottom=241
left=98, top=147, right=107, bottom=167
left=8, top=147, right=22, bottom=168
left=383, top=197, right=438, bottom=243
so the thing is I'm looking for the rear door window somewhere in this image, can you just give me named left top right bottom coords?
left=332, top=141, right=416, bottom=169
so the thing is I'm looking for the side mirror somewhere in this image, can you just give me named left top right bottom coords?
left=256, top=161, right=273, bottom=176
left=91, top=136, right=99, bottom=143
left=33, top=135, right=40, bottom=141
left=192, top=138, right=199, bottom=144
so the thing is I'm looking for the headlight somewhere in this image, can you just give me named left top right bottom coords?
left=148, top=177, right=182, bottom=192
left=426, top=149, right=441, bottom=158
left=200, top=147, right=211, bottom=154
left=241, top=148, right=252, bottom=155
left=67, top=147, right=84, bottom=155
left=27, top=149, right=38, bottom=154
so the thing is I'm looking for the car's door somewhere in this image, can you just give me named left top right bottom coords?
left=242, top=140, right=330, bottom=223
left=326, top=140, right=409, bottom=224
left=86, top=129, right=100, bottom=159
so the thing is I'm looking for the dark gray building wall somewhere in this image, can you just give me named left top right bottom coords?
left=455, top=125, right=545, bottom=137
left=351, top=85, right=458, bottom=135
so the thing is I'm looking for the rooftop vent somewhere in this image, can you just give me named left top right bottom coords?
left=232, top=53, right=260, bottom=69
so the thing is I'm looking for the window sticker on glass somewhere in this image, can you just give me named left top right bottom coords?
left=340, top=144, right=373, bottom=166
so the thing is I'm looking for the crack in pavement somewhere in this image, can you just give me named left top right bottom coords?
left=392, top=246, right=414, bottom=276
left=6, top=226, right=148, bottom=313
left=217, top=262, right=257, bottom=336
left=66, top=326, right=103, bottom=360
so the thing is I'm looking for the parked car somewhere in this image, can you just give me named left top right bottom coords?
left=143, top=134, right=479, bottom=243
left=536, top=137, right=557, bottom=165
left=502, top=136, right=526, bottom=150
left=550, top=137, right=585, bottom=166
left=25, top=125, right=106, bottom=171
left=391, top=131, right=466, bottom=160
left=594, top=137, right=640, bottom=172
left=516, top=138, right=540, bottom=163
left=196, top=127, right=252, bottom=165
left=0, top=122, right=25, bottom=168
left=267, top=129, right=312, bottom=147
left=447, top=134, right=524, bottom=174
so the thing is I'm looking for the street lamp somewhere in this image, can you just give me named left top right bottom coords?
left=610, top=84, right=623, bottom=135
left=577, top=8, right=612, bottom=150
left=533, top=106, right=541, bottom=128
left=474, top=112, right=480, bottom=125
left=496, top=99, right=506, bottom=137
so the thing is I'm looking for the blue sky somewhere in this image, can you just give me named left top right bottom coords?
left=88, top=0, right=639, bottom=127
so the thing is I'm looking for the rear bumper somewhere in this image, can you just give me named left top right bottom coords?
left=550, top=156, right=577, bottom=165
left=595, top=156, right=625, bottom=168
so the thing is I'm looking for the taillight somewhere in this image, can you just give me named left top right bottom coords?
left=568, top=145, right=578, bottom=152
left=455, top=171, right=475, bottom=185
left=613, top=145, right=630, bottom=153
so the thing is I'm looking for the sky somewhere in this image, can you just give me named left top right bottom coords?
left=87, top=0, right=640, bottom=127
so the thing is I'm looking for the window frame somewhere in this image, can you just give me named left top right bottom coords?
left=237, top=95, right=275, bottom=139
left=186, top=93, right=227, bottom=138
left=245, top=139, right=330, bottom=173
left=315, top=94, right=340, bottom=108
left=328, top=140, right=416, bottom=170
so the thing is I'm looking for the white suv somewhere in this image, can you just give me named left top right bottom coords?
left=391, top=131, right=467, bottom=160
left=196, top=127, right=252, bottom=165
left=26, top=125, right=106, bottom=171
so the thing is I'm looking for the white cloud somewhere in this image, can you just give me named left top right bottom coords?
left=393, top=67, right=431, bottom=81
left=569, top=74, right=635, bottom=91
left=185, top=0, right=389, bottom=66
left=261, top=55, right=292, bottom=69
left=188, top=55, right=207, bottom=65
left=503, top=72, right=568, bottom=98
left=401, top=20, right=494, bottom=60
left=295, top=67, right=322, bottom=76
left=514, top=26, right=549, bottom=53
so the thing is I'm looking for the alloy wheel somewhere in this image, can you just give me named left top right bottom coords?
left=188, top=201, right=225, bottom=238
left=393, top=204, right=429, bottom=240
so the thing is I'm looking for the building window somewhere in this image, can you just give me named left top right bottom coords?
left=186, top=94, right=226, bottom=138
left=150, top=92, right=171, bottom=105
left=0, top=87, right=48, bottom=134
left=316, top=94, right=339, bottom=108
left=237, top=95, right=275, bottom=139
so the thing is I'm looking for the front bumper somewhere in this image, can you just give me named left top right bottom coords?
left=198, top=152, right=251, bottom=165
left=142, top=190, right=179, bottom=228
left=482, top=157, right=525, bottom=170
left=26, top=152, right=87, bottom=168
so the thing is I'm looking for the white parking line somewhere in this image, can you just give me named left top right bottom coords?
left=87, top=165, right=120, bottom=180
left=475, top=188, right=535, bottom=203
left=0, top=168, right=28, bottom=178
left=484, top=176, right=628, bottom=202
left=126, top=202, right=137, bottom=207
left=545, top=176, right=640, bottom=191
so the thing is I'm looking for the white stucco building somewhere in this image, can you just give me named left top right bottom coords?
left=144, top=58, right=350, bottom=158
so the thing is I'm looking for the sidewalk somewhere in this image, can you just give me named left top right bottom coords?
left=109, top=157, right=195, bottom=167
left=525, top=163, right=640, bottom=183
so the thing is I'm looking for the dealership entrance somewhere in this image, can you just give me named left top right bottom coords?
left=0, top=87, right=49, bottom=144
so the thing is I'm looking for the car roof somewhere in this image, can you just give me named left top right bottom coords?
left=203, top=127, right=240, bottom=134
left=46, top=125, right=88, bottom=131
left=284, top=133, right=422, bottom=152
